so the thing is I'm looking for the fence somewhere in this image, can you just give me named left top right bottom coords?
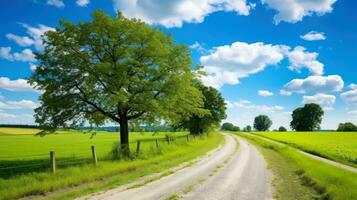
left=0, top=134, right=196, bottom=177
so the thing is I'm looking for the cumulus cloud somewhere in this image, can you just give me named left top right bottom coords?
left=199, top=42, right=284, bottom=88
left=285, top=46, right=324, bottom=75
left=6, top=34, right=34, bottom=47
left=340, top=85, right=357, bottom=105
left=0, top=100, right=39, bottom=110
left=281, top=75, right=344, bottom=95
left=0, top=112, right=35, bottom=124
left=47, top=0, right=65, bottom=8
left=190, top=42, right=207, bottom=54
left=0, top=77, right=38, bottom=92
left=302, top=93, right=336, bottom=111
left=0, top=47, right=36, bottom=62
left=262, top=0, right=337, bottom=24
left=113, top=0, right=255, bottom=28
left=76, top=0, right=90, bottom=7
left=226, top=99, right=283, bottom=113
left=300, top=31, right=326, bottom=41
left=258, top=90, right=274, bottom=97
left=21, top=24, right=55, bottom=51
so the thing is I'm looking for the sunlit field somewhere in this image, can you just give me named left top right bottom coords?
left=254, top=132, right=357, bottom=167
left=0, top=128, right=41, bottom=135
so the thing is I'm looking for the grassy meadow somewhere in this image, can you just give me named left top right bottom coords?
left=0, top=128, right=223, bottom=200
left=235, top=132, right=357, bottom=200
left=253, top=131, right=357, bottom=167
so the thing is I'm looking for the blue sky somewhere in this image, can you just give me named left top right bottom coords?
left=0, top=0, right=357, bottom=129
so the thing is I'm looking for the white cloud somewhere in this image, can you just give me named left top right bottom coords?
left=21, top=24, right=55, bottom=51
left=258, top=90, right=274, bottom=97
left=0, top=47, right=36, bottom=62
left=348, top=83, right=357, bottom=90
left=47, top=0, right=65, bottom=8
left=0, top=112, right=35, bottom=124
left=262, top=0, right=337, bottom=24
left=113, top=0, right=254, bottom=28
left=6, top=34, right=35, bottom=47
left=302, top=93, right=336, bottom=106
left=341, top=87, right=357, bottom=105
left=0, top=77, right=38, bottom=92
left=281, top=75, right=344, bottom=95
left=76, top=0, right=90, bottom=7
left=300, top=31, right=326, bottom=41
left=226, top=99, right=283, bottom=113
left=285, top=46, right=324, bottom=75
left=280, top=90, right=292, bottom=96
left=30, top=63, right=37, bottom=72
left=199, top=42, right=284, bottom=88
left=190, top=42, right=207, bottom=54
left=0, top=100, right=39, bottom=110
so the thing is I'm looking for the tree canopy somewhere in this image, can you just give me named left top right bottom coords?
left=177, top=81, right=226, bottom=134
left=29, top=10, right=206, bottom=154
left=290, top=103, right=324, bottom=131
left=254, top=115, right=272, bottom=131
left=337, top=122, right=357, bottom=132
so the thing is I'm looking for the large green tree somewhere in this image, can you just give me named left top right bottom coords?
left=29, top=10, right=205, bottom=154
left=254, top=115, right=272, bottom=131
left=290, top=103, right=324, bottom=131
left=178, top=81, right=226, bottom=135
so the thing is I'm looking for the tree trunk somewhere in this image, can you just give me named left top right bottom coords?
left=119, top=117, right=130, bottom=157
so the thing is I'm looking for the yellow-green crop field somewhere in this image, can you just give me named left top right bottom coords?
left=254, top=132, right=357, bottom=167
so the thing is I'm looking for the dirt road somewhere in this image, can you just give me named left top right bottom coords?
left=83, top=133, right=273, bottom=200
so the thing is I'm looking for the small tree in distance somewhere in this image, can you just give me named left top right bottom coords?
left=254, top=115, right=272, bottom=131
left=290, top=103, right=324, bottom=131
left=278, top=126, right=287, bottom=132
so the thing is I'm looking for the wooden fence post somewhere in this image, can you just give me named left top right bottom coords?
left=91, top=145, right=98, bottom=165
left=155, top=139, right=159, bottom=148
left=136, top=140, right=141, bottom=154
left=166, top=135, right=170, bottom=144
left=50, top=151, right=56, bottom=174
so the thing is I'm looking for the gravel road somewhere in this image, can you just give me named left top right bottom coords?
left=182, top=136, right=273, bottom=200
left=83, top=133, right=273, bottom=200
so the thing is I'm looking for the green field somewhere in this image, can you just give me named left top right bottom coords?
left=254, top=132, right=357, bottom=167
left=0, top=129, right=222, bottom=200
left=0, top=130, right=186, bottom=161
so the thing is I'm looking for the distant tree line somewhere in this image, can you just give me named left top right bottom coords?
left=337, top=122, right=357, bottom=132
left=0, top=124, right=39, bottom=129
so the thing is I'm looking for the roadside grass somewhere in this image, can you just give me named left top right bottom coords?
left=0, top=131, right=187, bottom=178
left=253, top=131, right=357, bottom=167
left=0, top=132, right=223, bottom=200
left=234, top=132, right=357, bottom=200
